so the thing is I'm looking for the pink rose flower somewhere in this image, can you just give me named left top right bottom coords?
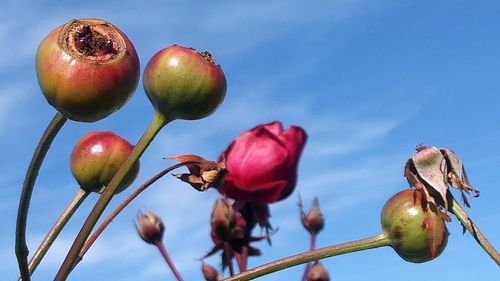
left=218, top=121, right=307, bottom=203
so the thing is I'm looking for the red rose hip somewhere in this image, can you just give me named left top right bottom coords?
left=70, top=131, right=139, bottom=193
left=36, top=18, right=140, bottom=122
left=143, top=45, right=226, bottom=120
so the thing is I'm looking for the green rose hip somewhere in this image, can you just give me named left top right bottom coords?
left=381, top=189, right=449, bottom=263
left=143, top=45, right=226, bottom=121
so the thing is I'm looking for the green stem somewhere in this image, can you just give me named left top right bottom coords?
left=20, top=189, right=89, bottom=280
left=54, top=112, right=170, bottom=281
left=223, top=233, right=390, bottom=281
left=74, top=162, right=190, bottom=267
left=16, top=112, right=67, bottom=281
left=449, top=197, right=500, bottom=266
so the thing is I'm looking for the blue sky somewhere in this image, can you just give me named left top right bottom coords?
left=1, top=0, right=499, bottom=280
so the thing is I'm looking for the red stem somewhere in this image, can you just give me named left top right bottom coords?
left=235, top=245, right=249, bottom=273
left=301, top=233, right=317, bottom=281
left=74, top=162, right=190, bottom=267
left=224, top=242, right=235, bottom=276
left=155, top=241, right=184, bottom=281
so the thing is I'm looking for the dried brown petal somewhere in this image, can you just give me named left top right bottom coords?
left=412, top=146, right=449, bottom=210
left=440, top=148, right=480, bottom=207
left=170, top=154, right=226, bottom=191
left=405, top=146, right=480, bottom=211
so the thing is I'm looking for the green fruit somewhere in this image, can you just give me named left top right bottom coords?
left=143, top=45, right=226, bottom=120
left=381, top=189, right=448, bottom=263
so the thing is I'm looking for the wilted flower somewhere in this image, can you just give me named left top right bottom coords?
left=218, top=121, right=307, bottom=203
left=205, top=199, right=271, bottom=272
left=171, top=154, right=227, bottom=191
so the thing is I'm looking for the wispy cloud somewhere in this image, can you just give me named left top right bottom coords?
left=306, top=118, right=399, bottom=157
left=0, top=85, right=30, bottom=136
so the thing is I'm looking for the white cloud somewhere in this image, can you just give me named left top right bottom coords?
left=0, top=85, right=30, bottom=136
left=306, top=118, right=399, bottom=157
left=0, top=16, right=67, bottom=68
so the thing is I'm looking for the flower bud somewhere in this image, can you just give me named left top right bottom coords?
left=136, top=210, right=165, bottom=245
left=301, top=198, right=324, bottom=235
left=218, top=121, right=307, bottom=203
left=201, top=262, right=219, bottom=281
left=306, top=262, right=330, bottom=281
left=211, top=199, right=236, bottom=241
left=381, top=189, right=449, bottom=263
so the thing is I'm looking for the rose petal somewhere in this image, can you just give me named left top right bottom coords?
left=218, top=121, right=307, bottom=203
left=226, top=127, right=289, bottom=187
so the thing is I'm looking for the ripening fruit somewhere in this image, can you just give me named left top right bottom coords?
left=36, top=18, right=140, bottom=122
left=143, top=45, right=226, bottom=120
left=381, top=189, right=448, bottom=263
left=70, top=131, right=139, bottom=193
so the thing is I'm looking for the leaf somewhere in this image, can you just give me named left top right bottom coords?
left=412, top=146, right=449, bottom=210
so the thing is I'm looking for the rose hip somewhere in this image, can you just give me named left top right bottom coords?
left=381, top=189, right=448, bottom=263
left=36, top=18, right=139, bottom=122
left=143, top=45, right=226, bottom=120
left=70, top=131, right=139, bottom=193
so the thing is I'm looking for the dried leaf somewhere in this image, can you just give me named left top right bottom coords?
left=440, top=148, right=464, bottom=188
left=412, top=146, right=449, bottom=210
left=169, top=154, right=227, bottom=191
left=440, top=148, right=480, bottom=206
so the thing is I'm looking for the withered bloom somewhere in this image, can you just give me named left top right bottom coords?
left=204, top=199, right=274, bottom=272
left=404, top=145, right=479, bottom=210
left=170, top=154, right=227, bottom=191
